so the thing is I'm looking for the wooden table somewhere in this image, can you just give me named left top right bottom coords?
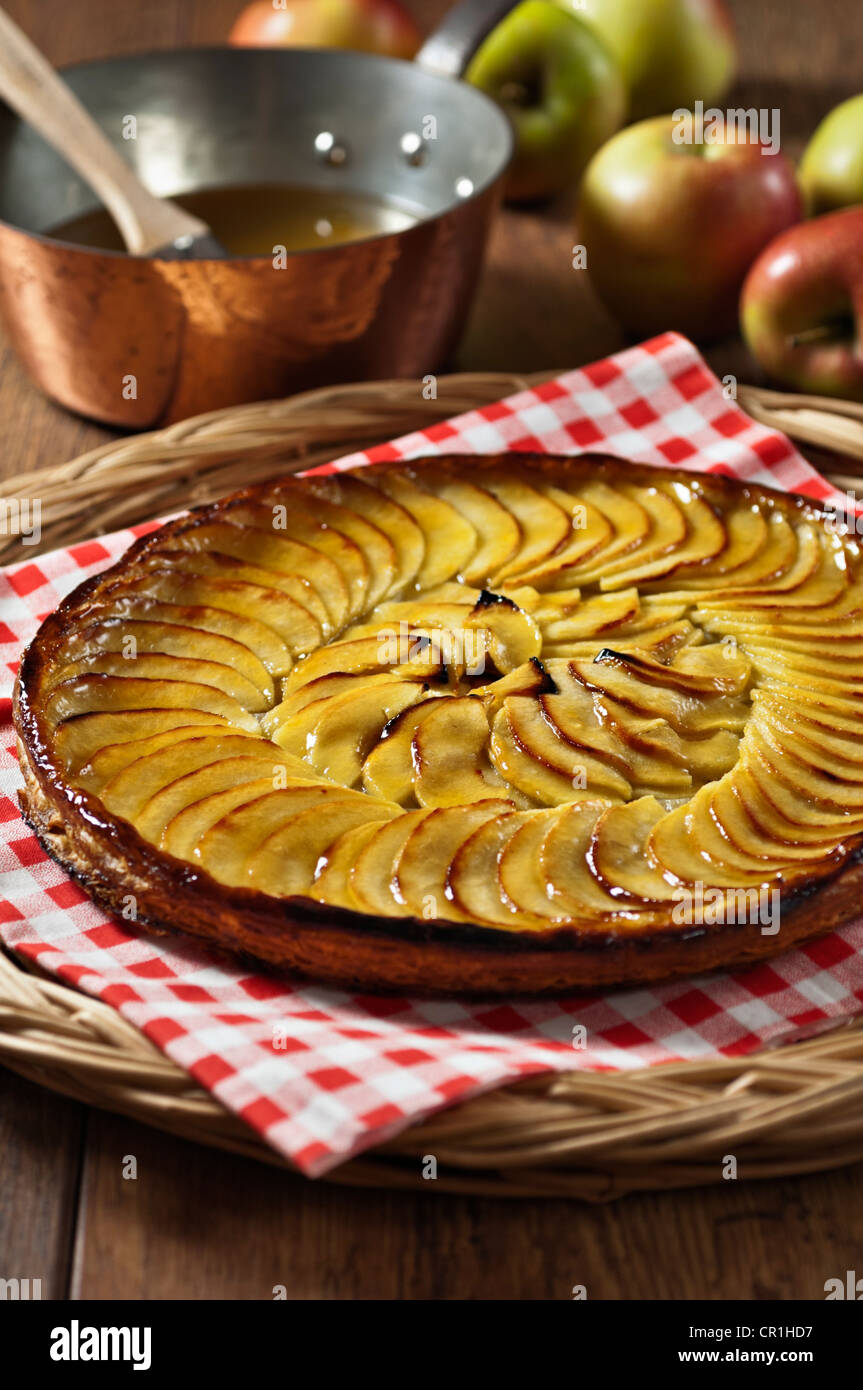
left=2, top=0, right=861, bottom=1300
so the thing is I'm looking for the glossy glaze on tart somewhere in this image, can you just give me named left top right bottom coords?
left=14, top=454, right=863, bottom=994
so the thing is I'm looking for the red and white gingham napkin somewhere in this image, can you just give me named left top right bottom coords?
left=2, top=332, right=862, bottom=1176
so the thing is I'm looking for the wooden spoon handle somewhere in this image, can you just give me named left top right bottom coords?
left=0, top=7, right=209, bottom=254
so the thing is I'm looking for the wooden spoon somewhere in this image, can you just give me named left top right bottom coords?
left=0, top=6, right=227, bottom=259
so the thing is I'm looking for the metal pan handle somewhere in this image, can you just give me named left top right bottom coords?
left=415, top=0, right=519, bottom=78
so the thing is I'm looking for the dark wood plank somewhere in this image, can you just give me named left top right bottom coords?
left=73, top=1108, right=863, bottom=1300
left=0, top=1069, right=84, bottom=1299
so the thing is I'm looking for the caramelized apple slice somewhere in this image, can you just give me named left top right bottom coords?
left=393, top=799, right=514, bottom=918
left=538, top=800, right=625, bottom=916
left=196, top=785, right=361, bottom=883
left=54, top=710, right=231, bottom=775
left=599, top=485, right=688, bottom=582
left=247, top=800, right=397, bottom=896
left=361, top=696, right=445, bottom=803
left=681, top=780, right=793, bottom=872
left=261, top=485, right=397, bottom=606
left=700, top=524, right=842, bottom=607
left=490, top=699, right=631, bottom=803
left=158, top=518, right=352, bottom=625
left=349, top=809, right=435, bottom=915
left=209, top=504, right=369, bottom=619
left=747, top=632, right=863, bottom=664
left=752, top=705, right=863, bottom=789
left=540, top=683, right=694, bottom=795
left=694, top=583, right=863, bottom=631
left=447, top=811, right=549, bottom=926
left=369, top=470, right=477, bottom=588
left=710, top=772, right=839, bottom=864
left=486, top=475, right=572, bottom=582
left=648, top=795, right=779, bottom=889
left=56, top=616, right=275, bottom=706
left=47, top=651, right=268, bottom=714
left=135, top=755, right=316, bottom=845
left=310, top=820, right=387, bottom=908
left=755, top=689, right=863, bottom=745
left=433, top=477, right=521, bottom=582
left=464, top=592, right=542, bottom=673
left=413, top=697, right=507, bottom=807
left=262, top=671, right=403, bottom=737
left=688, top=508, right=799, bottom=593
left=571, top=648, right=751, bottom=728
left=733, top=757, right=863, bottom=843
left=133, top=562, right=323, bottom=653
left=747, top=648, right=863, bottom=696
left=290, top=679, right=426, bottom=785
left=302, top=473, right=425, bottom=593
left=589, top=798, right=677, bottom=903
left=670, top=643, right=752, bottom=692
left=662, top=502, right=767, bottom=585
left=745, top=737, right=863, bottom=830
left=573, top=484, right=686, bottom=588
left=160, top=777, right=277, bottom=860
left=538, top=672, right=627, bottom=764
left=571, top=478, right=649, bottom=570
left=105, top=573, right=298, bottom=669
left=146, top=547, right=331, bottom=635
left=368, top=595, right=480, bottom=630
left=604, top=479, right=726, bottom=586
left=76, top=723, right=252, bottom=793
left=498, top=808, right=575, bottom=919
left=753, top=685, right=863, bottom=726
left=513, top=488, right=611, bottom=587
left=539, top=589, right=640, bottom=642
left=100, top=734, right=281, bottom=822
left=45, top=674, right=258, bottom=733
left=543, top=620, right=698, bottom=664
left=93, top=590, right=292, bottom=677
left=282, top=634, right=445, bottom=693
left=475, top=657, right=557, bottom=715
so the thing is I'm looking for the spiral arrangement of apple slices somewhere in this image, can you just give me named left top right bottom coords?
left=15, top=454, right=863, bottom=992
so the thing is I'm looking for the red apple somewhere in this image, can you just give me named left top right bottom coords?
left=578, top=115, right=803, bottom=340
left=229, top=0, right=421, bottom=60
left=740, top=207, right=863, bottom=401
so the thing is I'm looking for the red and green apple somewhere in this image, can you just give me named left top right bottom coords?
left=578, top=115, right=803, bottom=340
left=229, top=0, right=421, bottom=59
left=740, top=206, right=863, bottom=401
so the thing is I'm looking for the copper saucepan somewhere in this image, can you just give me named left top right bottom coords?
left=0, top=1, right=514, bottom=427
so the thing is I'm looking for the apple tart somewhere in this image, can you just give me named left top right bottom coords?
left=14, top=454, right=863, bottom=994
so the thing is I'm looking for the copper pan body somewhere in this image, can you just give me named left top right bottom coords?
left=0, top=46, right=512, bottom=427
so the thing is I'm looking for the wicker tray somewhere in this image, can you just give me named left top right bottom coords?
left=3, top=369, right=863, bottom=1200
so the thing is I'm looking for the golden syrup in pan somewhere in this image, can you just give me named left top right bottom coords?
left=48, top=183, right=420, bottom=254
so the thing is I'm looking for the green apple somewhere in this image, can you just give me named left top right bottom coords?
left=466, top=0, right=626, bottom=203
left=579, top=115, right=803, bottom=340
left=562, top=0, right=737, bottom=122
left=799, top=94, right=863, bottom=215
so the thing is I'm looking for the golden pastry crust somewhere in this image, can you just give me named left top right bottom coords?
left=14, top=454, right=863, bottom=994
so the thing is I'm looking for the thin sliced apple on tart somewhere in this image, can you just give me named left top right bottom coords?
left=15, top=453, right=863, bottom=995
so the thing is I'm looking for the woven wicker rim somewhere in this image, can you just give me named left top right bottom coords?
left=3, top=369, right=863, bottom=1200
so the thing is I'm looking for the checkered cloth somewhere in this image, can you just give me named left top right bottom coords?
left=2, top=332, right=861, bottom=1176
